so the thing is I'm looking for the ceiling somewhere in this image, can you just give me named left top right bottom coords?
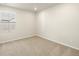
left=0, top=3, right=57, bottom=12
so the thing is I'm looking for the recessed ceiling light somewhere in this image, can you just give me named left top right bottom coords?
left=34, top=7, right=37, bottom=11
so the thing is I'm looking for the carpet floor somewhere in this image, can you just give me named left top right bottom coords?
left=0, top=36, right=79, bottom=56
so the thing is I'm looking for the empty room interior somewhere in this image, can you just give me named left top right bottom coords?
left=0, top=3, right=79, bottom=56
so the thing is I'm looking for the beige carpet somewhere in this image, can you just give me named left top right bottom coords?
left=0, top=36, right=79, bottom=56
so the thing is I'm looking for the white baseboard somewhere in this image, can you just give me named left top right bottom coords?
left=0, top=33, right=79, bottom=51
left=37, top=34, right=79, bottom=51
left=0, top=34, right=35, bottom=44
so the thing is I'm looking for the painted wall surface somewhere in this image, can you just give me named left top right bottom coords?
left=37, top=4, right=79, bottom=49
left=0, top=5, right=35, bottom=43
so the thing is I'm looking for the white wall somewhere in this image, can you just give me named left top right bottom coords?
left=0, top=5, right=35, bottom=43
left=37, top=4, right=79, bottom=50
